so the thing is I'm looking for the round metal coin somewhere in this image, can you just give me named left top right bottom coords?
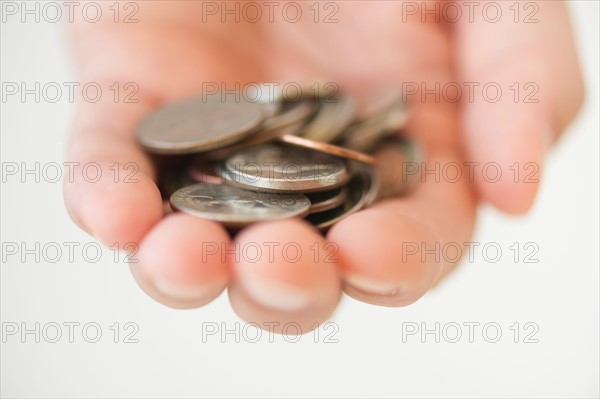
left=222, top=144, right=350, bottom=193
left=373, top=136, right=422, bottom=199
left=305, top=168, right=373, bottom=231
left=170, top=183, right=311, bottom=228
left=301, top=95, right=357, bottom=143
left=306, top=186, right=347, bottom=214
left=278, top=134, right=376, bottom=165
left=261, top=100, right=316, bottom=132
left=342, top=99, right=409, bottom=152
left=137, top=96, right=265, bottom=154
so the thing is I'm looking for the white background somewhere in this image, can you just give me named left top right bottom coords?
left=1, top=1, right=598, bottom=398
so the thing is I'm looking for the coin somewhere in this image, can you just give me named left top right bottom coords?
left=199, top=100, right=314, bottom=161
left=137, top=95, right=265, bottom=154
left=261, top=102, right=281, bottom=119
left=282, top=82, right=338, bottom=101
left=340, top=115, right=391, bottom=152
left=384, top=99, right=410, bottom=129
left=355, top=87, right=403, bottom=121
left=305, top=167, right=373, bottom=231
left=261, top=100, right=316, bottom=132
left=221, top=144, right=350, bottom=193
left=353, top=162, right=379, bottom=207
left=278, top=134, right=376, bottom=165
left=170, top=183, right=311, bottom=228
left=245, top=83, right=283, bottom=118
left=342, top=99, right=409, bottom=152
left=301, top=95, right=357, bottom=142
left=306, top=186, right=347, bottom=214
left=200, top=117, right=307, bottom=161
left=373, top=136, right=421, bottom=199
left=246, top=83, right=284, bottom=103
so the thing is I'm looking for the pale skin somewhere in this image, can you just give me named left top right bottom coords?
left=64, top=1, right=584, bottom=332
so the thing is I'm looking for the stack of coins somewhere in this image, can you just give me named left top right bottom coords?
left=136, top=85, right=421, bottom=231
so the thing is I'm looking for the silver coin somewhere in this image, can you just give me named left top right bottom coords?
left=306, top=186, right=347, bottom=214
left=341, top=117, right=386, bottom=152
left=301, top=95, right=357, bottom=143
left=170, top=183, right=310, bottom=228
left=384, top=99, right=410, bottom=129
left=282, top=82, right=338, bottom=102
left=246, top=83, right=284, bottom=103
left=221, top=144, right=349, bottom=193
left=355, top=87, right=403, bottom=121
left=261, top=100, right=316, bottom=132
left=137, top=96, right=265, bottom=154
left=353, top=162, right=380, bottom=207
left=245, top=83, right=283, bottom=118
left=305, top=167, right=374, bottom=231
left=197, top=101, right=314, bottom=161
left=342, top=99, right=409, bottom=152
left=261, top=102, right=281, bottom=119
left=190, top=99, right=312, bottom=161
left=373, top=136, right=422, bottom=199
left=198, top=118, right=306, bottom=162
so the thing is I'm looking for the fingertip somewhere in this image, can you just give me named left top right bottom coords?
left=65, top=163, right=163, bottom=247
left=464, top=101, right=548, bottom=215
left=228, top=280, right=341, bottom=334
left=478, top=168, right=542, bottom=215
left=233, top=219, right=340, bottom=310
left=133, top=213, right=231, bottom=309
left=228, top=219, right=341, bottom=331
left=329, top=208, right=443, bottom=307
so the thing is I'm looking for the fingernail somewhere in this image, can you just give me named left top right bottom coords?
left=153, top=277, right=212, bottom=302
left=344, top=273, right=401, bottom=295
left=240, top=275, right=312, bottom=312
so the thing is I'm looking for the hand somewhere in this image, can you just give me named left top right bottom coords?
left=64, top=1, right=583, bottom=332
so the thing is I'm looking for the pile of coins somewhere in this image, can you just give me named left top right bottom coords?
left=136, top=86, right=421, bottom=231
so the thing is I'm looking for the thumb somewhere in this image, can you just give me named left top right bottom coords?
left=456, top=0, right=584, bottom=213
left=63, top=86, right=162, bottom=247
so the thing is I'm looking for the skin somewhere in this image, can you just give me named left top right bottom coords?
left=64, top=1, right=584, bottom=333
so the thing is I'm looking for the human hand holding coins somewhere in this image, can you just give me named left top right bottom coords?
left=64, top=1, right=583, bottom=333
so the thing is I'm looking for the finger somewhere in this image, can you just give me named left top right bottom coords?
left=64, top=92, right=232, bottom=309
left=228, top=219, right=341, bottom=333
left=457, top=0, right=584, bottom=213
left=63, top=92, right=163, bottom=247
left=328, top=101, right=478, bottom=306
left=131, top=213, right=231, bottom=309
